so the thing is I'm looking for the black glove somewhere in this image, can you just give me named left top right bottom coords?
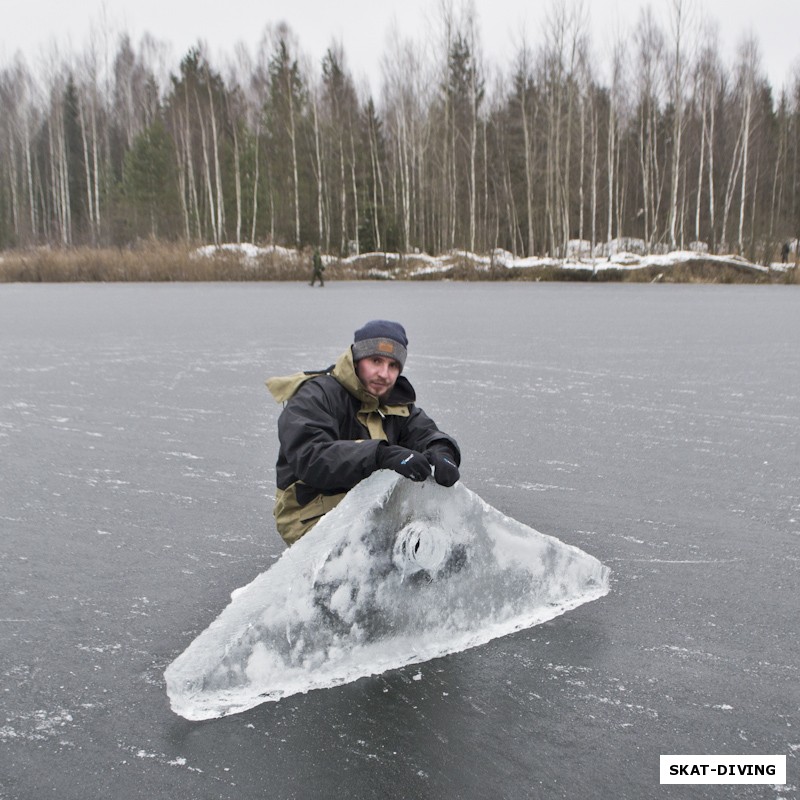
left=376, top=444, right=432, bottom=482
left=424, top=445, right=460, bottom=487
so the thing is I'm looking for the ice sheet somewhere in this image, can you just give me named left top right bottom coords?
left=165, top=471, right=610, bottom=720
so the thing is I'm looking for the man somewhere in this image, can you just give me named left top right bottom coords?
left=310, top=248, right=325, bottom=286
left=266, top=320, right=461, bottom=545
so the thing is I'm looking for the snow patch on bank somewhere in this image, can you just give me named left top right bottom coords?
left=193, top=243, right=301, bottom=263
left=192, top=240, right=796, bottom=275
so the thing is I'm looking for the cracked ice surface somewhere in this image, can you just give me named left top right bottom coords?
left=165, top=471, right=609, bottom=720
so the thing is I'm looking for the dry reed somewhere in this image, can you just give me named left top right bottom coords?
left=0, top=244, right=795, bottom=284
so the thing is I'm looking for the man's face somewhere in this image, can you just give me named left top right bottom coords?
left=356, top=355, right=401, bottom=399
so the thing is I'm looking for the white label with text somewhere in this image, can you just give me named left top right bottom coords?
left=660, top=755, right=786, bottom=784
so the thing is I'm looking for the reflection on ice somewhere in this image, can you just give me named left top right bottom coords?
left=165, top=472, right=610, bottom=720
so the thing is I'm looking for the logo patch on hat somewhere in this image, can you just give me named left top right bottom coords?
left=378, top=341, right=395, bottom=354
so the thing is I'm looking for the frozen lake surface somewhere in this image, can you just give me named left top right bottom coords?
left=1, top=282, right=798, bottom=799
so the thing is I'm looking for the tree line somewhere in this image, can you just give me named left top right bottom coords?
left=1, top=0, right=799, bottom=261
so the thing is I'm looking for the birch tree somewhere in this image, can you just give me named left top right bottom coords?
left=666, top=0, right=692, bottom=249
left=381, top=35, right=429, bottom=252
left=605, top=38, right=627, bottom=246
left=719, top=38, right=761, bottom=252
left=0, top=56, right=40, bottom=244
left=633, top=7, right=666, bottom=249
left=362, top=97, right=386, bottom=251
left=691, top=27, right=722, bottom=246
left=735, top=37, right=762, bottom=253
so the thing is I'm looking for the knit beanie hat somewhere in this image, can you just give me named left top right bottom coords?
left=352, top=320, right=408, bottom=369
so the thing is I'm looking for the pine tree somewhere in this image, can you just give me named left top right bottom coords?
left=123, top=118, right=180, bottom=239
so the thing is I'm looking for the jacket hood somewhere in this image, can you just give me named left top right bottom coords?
left=266, top=370, right=323, bottom=404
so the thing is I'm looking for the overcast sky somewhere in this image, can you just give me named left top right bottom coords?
left=1, top=0, right=797, bottom=95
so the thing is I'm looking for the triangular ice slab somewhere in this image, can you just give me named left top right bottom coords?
left=165, top=471, right=610, bottom=720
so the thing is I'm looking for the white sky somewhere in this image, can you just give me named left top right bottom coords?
left=1, top=0, right=797, bottom=96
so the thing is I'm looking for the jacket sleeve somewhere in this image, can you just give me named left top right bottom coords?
left=277, top=380, right=382, bottom=492
left=398, top=406, right=461, bottom=465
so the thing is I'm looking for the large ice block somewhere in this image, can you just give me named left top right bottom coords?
left=165, top=472, right=610, bottom=720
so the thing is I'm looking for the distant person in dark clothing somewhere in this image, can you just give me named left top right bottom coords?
left=310, top=249, right=325, bottom=286
left=781, top=241, right=791, bottom=263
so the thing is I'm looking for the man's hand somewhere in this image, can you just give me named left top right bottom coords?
left=376, top=444, right=432, bottom=482
left=424, top=446, right=460, bottom=487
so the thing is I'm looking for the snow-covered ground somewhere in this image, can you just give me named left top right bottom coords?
left=194, top=239, right=797, bottom=279
left=193, top=242, right=301, bottom=263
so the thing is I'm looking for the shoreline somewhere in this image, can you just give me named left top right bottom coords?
left=1, top=244, right=797, bottom=285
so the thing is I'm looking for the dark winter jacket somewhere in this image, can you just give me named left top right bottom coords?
left=266, top=348, right=460, bottom=543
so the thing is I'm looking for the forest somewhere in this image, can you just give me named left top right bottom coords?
left=1, top=0, right=799, bottom=265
